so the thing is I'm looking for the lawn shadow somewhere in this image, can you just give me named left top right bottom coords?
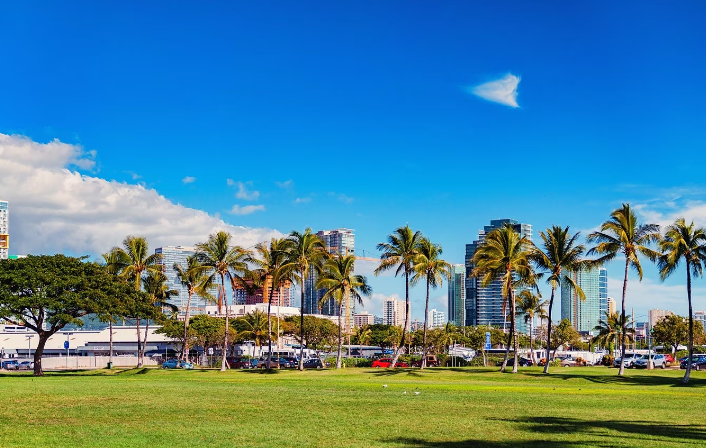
left=488, top=416, right=706, bottom=443
left=368, top=368, right=440, bottom=378
left=384, top=437, right=614, bottom=447
left=524, top=371, right=706, bottom=388
left=240, top=368, right=282, bottom=375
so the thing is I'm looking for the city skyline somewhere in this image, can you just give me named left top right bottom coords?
left=1, top=3, right=706, bottom=322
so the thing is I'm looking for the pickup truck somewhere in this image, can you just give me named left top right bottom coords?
left=411, top=355, right=439, bottom=367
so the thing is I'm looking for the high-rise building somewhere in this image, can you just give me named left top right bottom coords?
left=465, top=219, right=532, bottom=332
left=561, top=267, right=608, bottom=333
left=383, top=296, right=408, bottom=330
left=155, top=246, right=214, bottom=316
left=428, top=309, right=445, bottom=329
left=607, top=297, right=617, bottom=316
left=354, top=312, right=375, bottom=328
left=694, top=311, right=706, bottom=329
left=0, top=200, right=8, bottom=260
left=648, top=309, right=674, bottom=328
left=304, top=228, right=355, bottom=317
left=447, top=264, right=465, bottom=326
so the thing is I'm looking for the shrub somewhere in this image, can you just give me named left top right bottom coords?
left=601, top=355, right=615, bottom=366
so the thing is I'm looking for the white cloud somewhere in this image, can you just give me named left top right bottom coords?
left=606, top=276, right=702, bottom=318
left=229, top=204, right=265, bottom=215
left=328, top=192, right=354, bottom=204
left=124, top=171, right=142, bottom=180
left=276, top=180, right=294, bottom=191
left=228, top=180, right=259, bottom=201
left=0, top=133, right=280, bottom=256
left=181, top=176, right=196, bottom=184
left=294, top=197, right=312, bottom=204
left=468, top=73, right=521, bottom=108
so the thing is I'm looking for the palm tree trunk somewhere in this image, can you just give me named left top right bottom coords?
left=299, top=270, right=306, bottom=371
left=337, top=301, right=343, bottom=369
left=266, top=279, right=276, bottom=370
left=109, top=320, right=113, bottom=367
left=544, top=286, right=556, bottom=374
left=422, top=277, right=431, bottom=370
left=220, top=275, right=229, bottom=372
left=390, top=268, right=410, bottom=367
left=142, top=319, right=150, bottom=364
left=619, top=258, right=629, bottom=377
left=511, top=290, right=519, bottom=374
left=183, top=290, right=192, bottom=363
left=277, top=285, right=283, bottom=349
left=136, top=319, right=142, bottom=368
left=683, top=261, right=693, bottom=384
left=501, top=279, right=513, bottom=373
left=529, top=317, right=534, bottom=365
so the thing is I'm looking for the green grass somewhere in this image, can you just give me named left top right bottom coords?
left=1, top=367, right=705, bottom=447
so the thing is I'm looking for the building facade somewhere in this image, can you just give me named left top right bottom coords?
left=447, top=264, right=465, bottom=326
left=428, top=309, right=445, bottom=329
left=561, top=267, right=608, bottom=333
left=465, top=219, right=532, bottom=333
left=695, top=311, right=706, bottom=329
left=648, top=309, right=674, bottom=328
left=0, top=200, right=8, bottom=260
left=303, top=229, right=355, bottom=317
left=155, top=246, right=214, bottom=316
left=383, top=296, right=408, bottom=329
left=607, top=297, right=616, bottom=316
left=354, top=312, right=375, bottom=328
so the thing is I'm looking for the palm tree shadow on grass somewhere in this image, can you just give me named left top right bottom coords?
left=369, top=368, right=440, bottom=378
left=523, top=371, right=706, bottom=387
left=385, top=438, right=614, bottom=448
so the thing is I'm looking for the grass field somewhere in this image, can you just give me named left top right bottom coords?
left=1, top=367, right=705, bottom=447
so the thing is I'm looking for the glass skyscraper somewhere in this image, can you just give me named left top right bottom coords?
left=304, top=228, right=355, bottom=317
left=465, top=219, right=532, bottom=333
left=0, top=200, right=8, bottom=260
left=155, top=246, right=214, bottom=316
left=561, top=267, right=608, bottom=333
left=447, top=264, right=465, bottom=326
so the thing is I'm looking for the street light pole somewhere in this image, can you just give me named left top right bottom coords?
left=26, top=335, right=34, bottom=360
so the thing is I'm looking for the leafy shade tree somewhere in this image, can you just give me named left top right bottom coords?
left=283, top=229, right=328, bottom=370
left=189, top=314, right=225, bottom=362
left=411, top=238, right=451, bottom=369
left=140, top=271, right=178, bottom=363
left=353, top=325, right=372, bottom=358
left=196, top=231, right=251, bottom=371
left=0, top=255, right=147, bottom=376
left=591, top=311, right=634, bottom=353
left=375, top=225, right=423, bottom=367
left=287, top=315, right=339, bottom=361
left=652, top=314, right=706, bottom=356
left=233, top=310, right=273, bottom=358
left=100, top=251, right=129, bottom=366
left=531, top=226, right=587, bottom=374
left=657, top=218, right=706, bottom=384
left=317, top=254, right=372, bottom=368
left=173, top=255, right=214, bottom=362
left=516, top=290, right=548, bottom=364
left=472, top=224, right=536, bottom=373
left=588, top=203, right=661, bottom=376
left=550, top=319, right=583, bottom=359
left=251, top=237, right=293, bottom=369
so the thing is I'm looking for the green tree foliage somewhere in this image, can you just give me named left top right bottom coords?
left=652, top=314, right=706, bottom=355
left=232, top=310, right=275, bottom=357
left=173, top=255, right=213, bottom=362
left=550, top=319, right=582, bottom=357
left=0, top=255, right=147, bottom=376
left=591, top=311, right=634, bottom=352
left=287, top=315, right=338, bottom=356
left=515, top=290, right=548, bottom=364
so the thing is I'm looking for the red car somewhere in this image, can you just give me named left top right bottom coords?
left=372, top=358, right=409, bottom=368
left=663, top=354, right=675, bottom=364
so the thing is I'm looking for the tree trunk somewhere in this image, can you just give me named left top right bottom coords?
left=299, top=270, right=306, bottom=371
left=422, top=277, right=431, bottom=370
left=529, top=317, right=534, bottom=365
left=183, top=290, right=192, bottom=363
left=544, top=286, right=556, bottom=374
left=501, top=325, right=513, bottom=372
left=511, top=290, right=519, bottom=374
left=109, top=321, right=114, bottom=366
left=221, top=274, right=229, bottom=372
left=390, top=268, right=410, bottom=367
left=500, top=278, right=513, bottom=373
left=619, top=258, right=629, bottom=377
left=267, top=278, right=275, bottom=370
left=136, top=319, right=143, bottom=368
left=142, top=319, right=150, bottom=364
left=336, top=301, right=343, bottom=369
left=683, top=261, right=693, bottom=384
left=32, top=332, right=50, bottom=376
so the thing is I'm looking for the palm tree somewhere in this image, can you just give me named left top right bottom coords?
left=173, top=255, right=214, bottom=362
left=141, top=270, right=178, bottom=362
left=411, top=238, right=451, bottom=370
left=282, top=229, right=328, bottom=370
left=251, top=238, right=293, bottom=369
left=317, top=254, right=372, bottom=368
left=592, top=311, right=634, bottom=352
left=354, top=326, right=372, bottom=360
left=515, top=290, right=547, bottom=364
left=101, top=251, right=124, bottom=367
left=472, top=224, right=537, bottom=373
left=105, top=236, right=162, bottom=367
left=239, top=310, right=272, bottom=358
left=588, top=204, right=660, bottom=376
left=195, top=231, right=251, bottom=371
left=657, top=218, right=706, bottom=384
left=530, top=226, right=588, bottom=374
left=375, top=225, right=423, bottom=366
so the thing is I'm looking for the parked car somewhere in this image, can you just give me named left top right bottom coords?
left=561, top=357, right=588, bottom=367
left=279, top=357, right=298, bottom=368
left=18, top=361, right=35, bottom=370
left=162, top=359, right=194, bottom=369
left=505, top=357, right=534, bottom=367
left=411, top=355, right=439, bottom=367
left=613, top=353, right=641, bottom=368
left=372, top=358, right=409, bottom=368
left=633, top=354, right=667, bottom=369
left=227, top=357, right=255, bottom=369
left=663, top=354, right=675, bottom=364
left=259, top=358, right=281, bottom=369
left=1, top=360, right=20, bottom=370
left=680, top=356, right=706, bottom=370
left=302, top=358, right=327, bottom=369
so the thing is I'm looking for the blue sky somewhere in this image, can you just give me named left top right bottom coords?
left=2, top=2, right=706, bottom=321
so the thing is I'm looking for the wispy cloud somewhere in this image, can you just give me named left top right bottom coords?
left=468, top=73, right=521, bottom=108
left=124, top=171, right=142, bottom=180
left=181, top=176, right=196, bottom=184
left=276, top=180, right=294, bottom=191
left=229, top=204, right=265, bottom=215
left=294, top=197, right=312, bottom=204
left=329, top=192, right=354, bottom=204
left=227, top=180, right=260, bottom=201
